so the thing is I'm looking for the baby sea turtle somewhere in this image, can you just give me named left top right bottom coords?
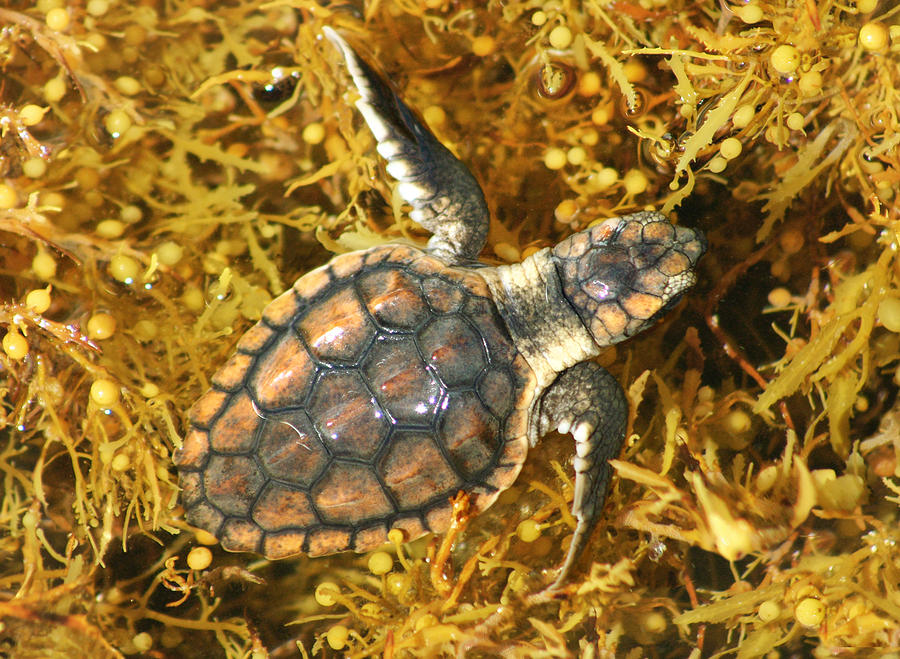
left=174, top=28, right=705, bottom=588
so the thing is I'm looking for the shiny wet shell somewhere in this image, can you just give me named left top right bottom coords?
left=175, top=244, right=536, bottom=558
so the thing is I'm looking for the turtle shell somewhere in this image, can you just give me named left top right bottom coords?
left=175, top=245, right=537, bottom=558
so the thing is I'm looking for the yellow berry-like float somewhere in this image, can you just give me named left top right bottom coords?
left=798, top=71, right=823, bottom=96
left=623, top=168, right=649, bottom=195
left=187, top=546, right=213, bottom=570
left=32, top=249, right=57, bottom=280
left=543, top=147, right=567, bottom=170
left=131, top=632, right=153, bottom=654
left=109, top=254, right=140, bottom=284
left=516, top=519, right=542, bottom=542
left=877, top=298, right=900, bottom=333
left=770, top=45, right=800, bottom=74
left=302, top=122, right=325, bottom=145
left=719, top=137, right=742, bottom=160
left=87, top=313, right=117, bottom=340
left=471, top=35, right=496, bottom=57
left=859, top=22, right=888, bottom=51
left=758, top=599, right=782, bottom=622
left=314, top=582, right=340, bottom=607
left=795, top=598, right=825, bottom=627
left=0, top=183, right=17, bottom=209
left=104, top=110, right=132, bottom=138
left=367, top=551, right=393, bottom=575
left=45, top=7, right=70, bottom=31
left=43, top=76, right=67, bottom=102
left=19, top=104, right=48, bottom=126
left=90, top=378, right=120, bottom=407
left=114, top=76, right=141, bottom=96
left=786, top=112, right=805, bottom=131
left=96, top=219, right=126, bottom=239
left=2, top=330, right=29, bottom=360
left=548, top=25, right=573, bottom=50
left=325, top=625, right=349, bottom=650
left=25, top=288, right=52, bottom=314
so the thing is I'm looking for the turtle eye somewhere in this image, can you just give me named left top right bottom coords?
left=582, top=279, right=613, bottom=301
left=578, top=255, right=633, bottom=303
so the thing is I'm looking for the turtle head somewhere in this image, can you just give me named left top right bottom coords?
left=551, top=211, right=705, bottom=348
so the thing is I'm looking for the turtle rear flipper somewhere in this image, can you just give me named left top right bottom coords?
left=324, top=27, right=488, bottom=263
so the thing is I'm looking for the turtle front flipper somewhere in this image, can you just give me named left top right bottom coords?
left=536, top=361, right=628, bottom=590
left=324, top=27, right=489, bottom=263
